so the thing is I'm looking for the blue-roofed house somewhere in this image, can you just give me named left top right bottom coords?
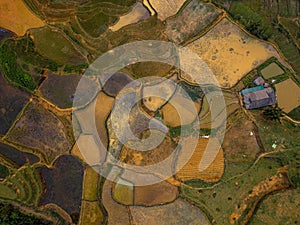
left=242, top=87, right=277, bottom=110
left=240, top=85, right=264, bottom=95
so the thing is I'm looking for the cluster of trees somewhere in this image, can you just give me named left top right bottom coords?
left=0, top=43, right=37, bottom=91
left=263, top=106, right=284, bottom=122
left=0, top=203, right=52, bottom=225
left=0, top=35, right=89, bottom=92
left=229, top=2, right=273, bottom=40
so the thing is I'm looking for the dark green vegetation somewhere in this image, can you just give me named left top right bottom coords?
left=249, top=187, right=300, bottom=224
left=254, top=111, right=300, bottom=151
left=288, top=106, right=300, bottom=121
left=0, top=42, right=37, bottom=91
left=40, top=155, right=84, bottom=216
left=211, top=0, right=300, bottom=77
left=230, top=2, right=273, bottom=40
left=0, top=73, right=30, bottom=135
left=278, top=17, right=300, bottom=48
left=0, top=165, right=9, bottom=179
left=0, top=34, right=88, bottom=92
left=0, top=143, right=39, bottom=168
left=179, top=81, right=204, bottom=102
left=0, top=165, right=44, bottom=206
left=263, top=107, right=283, bottom=122
left=39, top=73, right=82, bottom=108
left=0, top=202, right=52, bottom=225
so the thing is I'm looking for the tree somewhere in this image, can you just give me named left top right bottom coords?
left=263, top=106, right=284, bottom=122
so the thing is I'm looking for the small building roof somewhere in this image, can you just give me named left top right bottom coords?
left=243, top=87, right=277, bottom=110
left=253, top=76, right=265, bottom=86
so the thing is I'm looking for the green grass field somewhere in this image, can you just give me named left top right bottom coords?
left=31, top=27, right=86, bottom=65
left=260, top=63, right=284, bottom=79
left=181, top=157, right=283, bottom=224
left=0, top=183, right=17, bottom=200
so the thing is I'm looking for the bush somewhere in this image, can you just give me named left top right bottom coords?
left=0, top=43, right=37, bottom=90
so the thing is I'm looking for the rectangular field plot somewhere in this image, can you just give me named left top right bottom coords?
left=275, top=78, right=300, bottom=113
left=260, top=62, right=284, bottom=79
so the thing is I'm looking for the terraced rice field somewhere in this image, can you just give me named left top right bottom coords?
left=275, top=78, right=300, bottom=113
left=0, top=0, right=45, bottom=36
left=148, top=0, right=187, bottom=21
left=260, top=62, right=284, bottom=79
left=79, top=166, right=103, bottom=225
left=142, top=77, right=176, bottom=112
left=162, top=87, right=200, bottom=127
left=186, top=18, right=283, bottom=87
left=30, top=27, right=86, bottom=65
left=176, top=137, right=224, bottom=182
left=165, top=0, right=222, bottom=44
left=198, top=91, right=240, bottom=129
left=250, top=187, right=300, bottom=224
left=109, top=3, right=150, bottom=31
left=0, top=165, right=43, bottom=206
left=0, top=28, right=14, bottom=40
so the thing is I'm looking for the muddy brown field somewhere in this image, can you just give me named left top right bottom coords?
left=0, top=73, right=30, bottom=135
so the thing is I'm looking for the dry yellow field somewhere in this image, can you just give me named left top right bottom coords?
left=275, top=79, right=300, bottom=113
left=149, top=0, right=187, bottom=21
left=142, top=78, right=176, bottom=112
left=0, top=0, right=45, bottom=36
left=95, top=92, right=115, bottom=148
left=162, top=88, right=200, bottom=127
left=176, top=138, right=224, bottom=182
left=186, top=18, right=283, bottom=88
left=109, top=3, right=150, bottom=31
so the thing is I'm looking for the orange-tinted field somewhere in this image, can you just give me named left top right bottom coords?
left=176, top=138, right=224, bottom=182
left=0, top=0, right=45, bottom=36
